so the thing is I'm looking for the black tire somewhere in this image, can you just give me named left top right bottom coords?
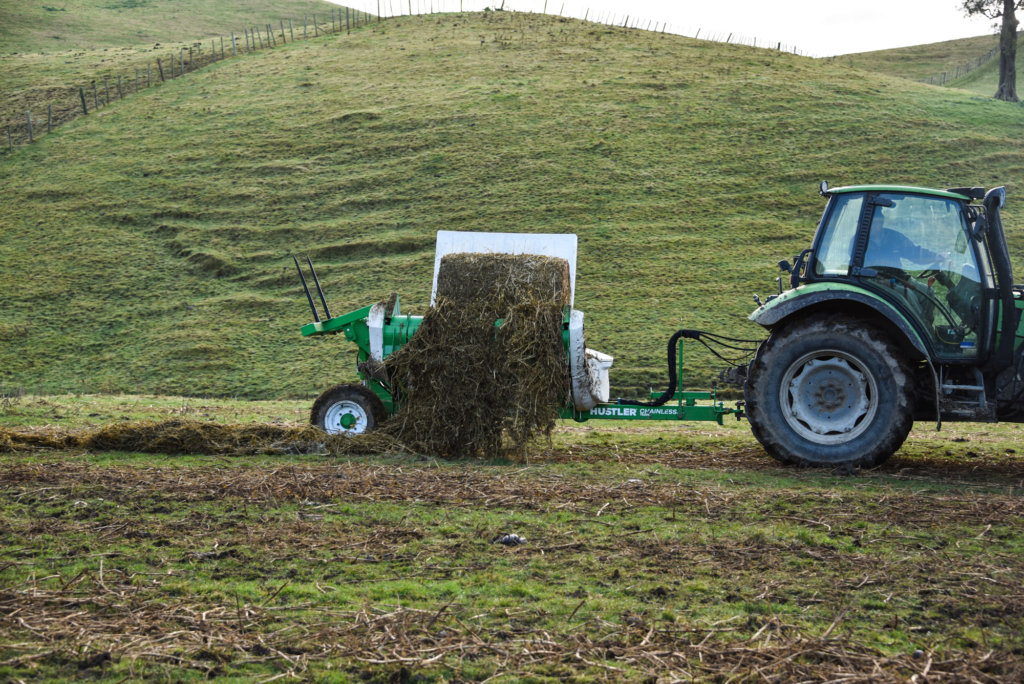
left=310, top=384, right=388, bottom=435
left=745, top=313, right=914, bottom=469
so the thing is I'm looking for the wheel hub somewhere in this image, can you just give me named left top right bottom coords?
left=324, top=400, right=369, bottom=435
left=780, top=353, right=877, bottom=445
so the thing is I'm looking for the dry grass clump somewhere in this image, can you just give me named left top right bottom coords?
left=382, top=253, right=571, bottom=459
left=0, top=420, right=401, bottom=456
left=1, top=584, right=1019, bottom=681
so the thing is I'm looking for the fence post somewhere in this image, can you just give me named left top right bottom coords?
left=157, top=58, right=165, bottom=82
left=257, top=26, right=264, bottom=49
left=47, top=103, right=52, bottom=133
left=93, top=82, right=99, bottom=109
left=148, top=63, right=151, bottom=86
left=347, top=7, right=351, bottom=33
left=26, top=111, right=33, bottom=143
left=332, top=8, right=336, bottom=32
left=7, top=125, right=11, bottom=152
left=304, top=15, right=307, bottom=39
left=290, top=19, right=295, bottom=41
left=104, top=77, right=110, bottom=103
left=314, top=14, right=318, bottom=36
left=221, top=36, right=225, bottom=59
left=180, top=49, right=184, bottom=74
left=212, top=39, right=216, bottom=61
left=117, top=75, right=122, bottom=98
left=135, top=67, right=139, bottom=91
left=280, top=20, right=286, bottom=43
left=231, top=32, right=237, bottom=56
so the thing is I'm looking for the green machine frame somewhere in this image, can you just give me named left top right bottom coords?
left=299, top=291, right=739, bottom=427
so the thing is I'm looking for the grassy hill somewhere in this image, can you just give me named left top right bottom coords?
left=838, top=33, right=1001, bottom=81
left=0, top=0, right=359, bottom=133
left=837, top=31, right=1024, bottom=98
left=948, top=48, right=1018, bottom=96
left=0, top=0, right=342, bottom=53
left=2, top=12, right=1024, bottom=400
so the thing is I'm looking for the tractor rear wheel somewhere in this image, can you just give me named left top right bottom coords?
left=311, top=384, right=388, bottom=436
left=745, top=314, right=914, bottom=469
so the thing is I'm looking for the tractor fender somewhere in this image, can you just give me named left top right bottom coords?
left=749, top=284, right=929, bottom=358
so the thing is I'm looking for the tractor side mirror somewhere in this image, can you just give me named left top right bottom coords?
left=972, top=214, right=989, bottom=239
left=778, top=260, right=792, bottom=273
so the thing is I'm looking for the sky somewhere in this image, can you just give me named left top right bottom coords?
left=329, top=0, right=1000, bottom=57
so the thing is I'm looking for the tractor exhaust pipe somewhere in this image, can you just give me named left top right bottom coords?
left=292, top=255, right=321, bottom=323
left=306, top=256, right=332, bottom=320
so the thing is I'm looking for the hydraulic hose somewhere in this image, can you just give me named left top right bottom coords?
left=617, top=330, right=693, bottom=407
left=615, top=329, right=763, bottom=408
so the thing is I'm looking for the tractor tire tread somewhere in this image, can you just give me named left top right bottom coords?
left=745, top=312, right=914, bottom=469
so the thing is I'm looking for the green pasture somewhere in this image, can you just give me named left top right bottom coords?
left=0, top=0, right=342, bottom=53
left=3, top=13, right=1024, bottom=400
left=838, top=32, right=1002, bottom=81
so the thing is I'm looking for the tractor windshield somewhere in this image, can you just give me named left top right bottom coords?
left=814, top=193, right=864, bottom=277
left=862, top=193, right=982, bottom=359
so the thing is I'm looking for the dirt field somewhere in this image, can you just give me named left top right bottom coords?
left=2, top=396, right=1023, bottom=681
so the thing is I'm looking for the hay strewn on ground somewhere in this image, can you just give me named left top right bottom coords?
left=383, top=253, right=571, bottom=459
left=0, top=419, right=401, bottom=456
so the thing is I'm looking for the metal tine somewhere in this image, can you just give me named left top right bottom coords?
left=306, top=256, right=333, bottom=320
left=292, top=255, right=321, bottom=323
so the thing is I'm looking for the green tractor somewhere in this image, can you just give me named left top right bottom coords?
left=294, top=182, right=1016, bottom=471
left=744, top=182, right=1015, bottom=469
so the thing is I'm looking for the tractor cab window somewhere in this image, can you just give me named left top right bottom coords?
left=814, top=193, right=864, bottom=277
left=862, top=193, right=982, bottom=359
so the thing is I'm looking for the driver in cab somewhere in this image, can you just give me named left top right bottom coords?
left=864, top=216, right=947, bottom=272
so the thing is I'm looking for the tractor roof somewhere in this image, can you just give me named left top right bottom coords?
left=828, top=185, right=972, bottom=201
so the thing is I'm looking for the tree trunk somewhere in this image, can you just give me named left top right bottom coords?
left=995, top=0, right=1020, bottom=101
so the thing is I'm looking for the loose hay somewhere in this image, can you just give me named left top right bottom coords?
left=435, top=252, right=571, bottom=313
left=0, top=420, right=401, bottom=456
left=383, top=253, right=571, bottom=459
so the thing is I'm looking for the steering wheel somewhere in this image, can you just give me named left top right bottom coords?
left=917, top=256, right=955, bottom=289
left=872, top=265, right=961, bottom=329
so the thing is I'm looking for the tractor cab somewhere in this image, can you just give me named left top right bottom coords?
left=746, top=182, right=1016, bottom=472
left=808, top=185, right=996, bottom=362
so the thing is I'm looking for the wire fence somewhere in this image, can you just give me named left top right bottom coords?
left=3, top=5, right=815, bottom=155
left=3, top=6, right=378, bottom=154
left=919, top=45, right=999, bottom=86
